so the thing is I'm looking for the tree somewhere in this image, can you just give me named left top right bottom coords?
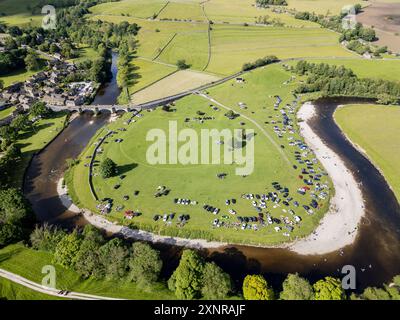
left=99, top=158, right=117, bottom=178
left=30, top=102, right=50, bottom=118
left=53, top=230, right=82, bottom=268
left=4, top=37, right=17, bottom=50
left=243, top=275, right=274, bottom=300
left=11, top=114, right=30, bottom=132
left=128, top=242, right=162, bottom=287
left=98, top=238, right=130, bottom=279
left=0, top=79, right=4, bottom=90
left=280, top=273, right=314, bottom=300
left=24, top=51, right=41, bottom=71
left=168, top=250, right=205, bottom=299
left=0, top=223, right=23, bottom=247
left=73, top=225, right=105, bottom=279
left=0, top=188, right=30, bottom=224
left=201, top=262, right=232, bottom=300
left=313, top=277, right=345, bottom=300
left=74, top=238, right=102, bottom=279
left=30, top=223, right=66, bottom=253
left=176, top=59, right=190, bottom=70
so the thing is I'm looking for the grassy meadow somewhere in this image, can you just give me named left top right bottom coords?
left=0, top=105, right=15, bottom=120
left=335, top=104, right=400, bottom=202
left=2, top=112, right=68, bottom=188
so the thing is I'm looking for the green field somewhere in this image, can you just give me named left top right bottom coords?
left=3, top=112, right=67, bottom=188
left=0, top=0, right=43, bottom=26
left=206, top=24, right=356, bottom=75
left=203, top=0, right=317, bottom=26
left=0, top=67, right=45, bottom=88
left=127, top=58, right=177, bottom=95
left=286, top=0, right=366, bottom=15
left=0, top=243, right=174, bottom=300
left=0, top=105, right=15, bottom=120
left=89, top=0, right=168, bottom=19
left=70, top=64, right=332, bottom=246
left=130, top=69, right=220, bottom=104
left=335, top=104, right=400, bottom=202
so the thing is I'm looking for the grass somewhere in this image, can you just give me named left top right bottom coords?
left=287, top=58, right=400, bottom=83
left=0, top=67, right=45, bottom=88
left=286, top=0, right=367, bottom=15
left=158, top=1, right=207, bottom=22
left=127, top=58, right=177, bottom=94
left=130, top=69, right=220, bottom=104
left=0, top=277, right=65, bottom=300
left=205, top=24, right=356, bottom=75
left=0, top=105, right=15, bottom=120
left=203, top=0, right=318, bottom=26
left=89, top=0, right=169, bottom=19
left=69, top=63, right=332, bottom=246
left=334, top=104, right=400, bottom=203
left=0, top=0, right=43, bottom=26
left=0, top=243, right=175, bottom=300
left=68, top=46, right=100, bottom=64
left=3, top=112, right=68, bottom=188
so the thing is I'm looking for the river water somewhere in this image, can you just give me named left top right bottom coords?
left=23, top=54, right=400, bottom=291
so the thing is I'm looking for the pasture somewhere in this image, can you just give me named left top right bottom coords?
left=70, top=64, right=331, bottom=246
left=205, top=24, right=356, bottom=75
left=335, top=104, right=400, bottom=202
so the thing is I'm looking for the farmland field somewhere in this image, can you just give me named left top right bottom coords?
left=130, top=69, right=220, bottom=104
left=205, top=24, right=356, bottom=75
left=286, top=0, right=367, bottom=15
left=127, top=58, right=177, bottom=95
left=70, top=64, right=332, bottom=246
left=335, top=104, right=400, bottom=202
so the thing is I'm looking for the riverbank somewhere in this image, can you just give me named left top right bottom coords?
left=289, top=102, right=365, bottom=255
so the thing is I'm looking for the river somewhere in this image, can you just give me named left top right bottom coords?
left=23, top=54, right=400, bottom=291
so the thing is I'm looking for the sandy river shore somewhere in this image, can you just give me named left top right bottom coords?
left=288, top=102, right=365, bottom=255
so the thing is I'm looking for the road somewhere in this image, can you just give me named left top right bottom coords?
left=0, top=268, right=124, bottom=300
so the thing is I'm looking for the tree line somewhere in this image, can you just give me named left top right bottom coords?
left=293, top=7, right=389, bottom=57
left=242, top=55, right=279, bottom=71
left=292, top=61, right=400, bottom=105
left=256, top=0, right=288, bottom=7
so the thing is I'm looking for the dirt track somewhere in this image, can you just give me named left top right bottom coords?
left=357, top=2, right=400, bottom=53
